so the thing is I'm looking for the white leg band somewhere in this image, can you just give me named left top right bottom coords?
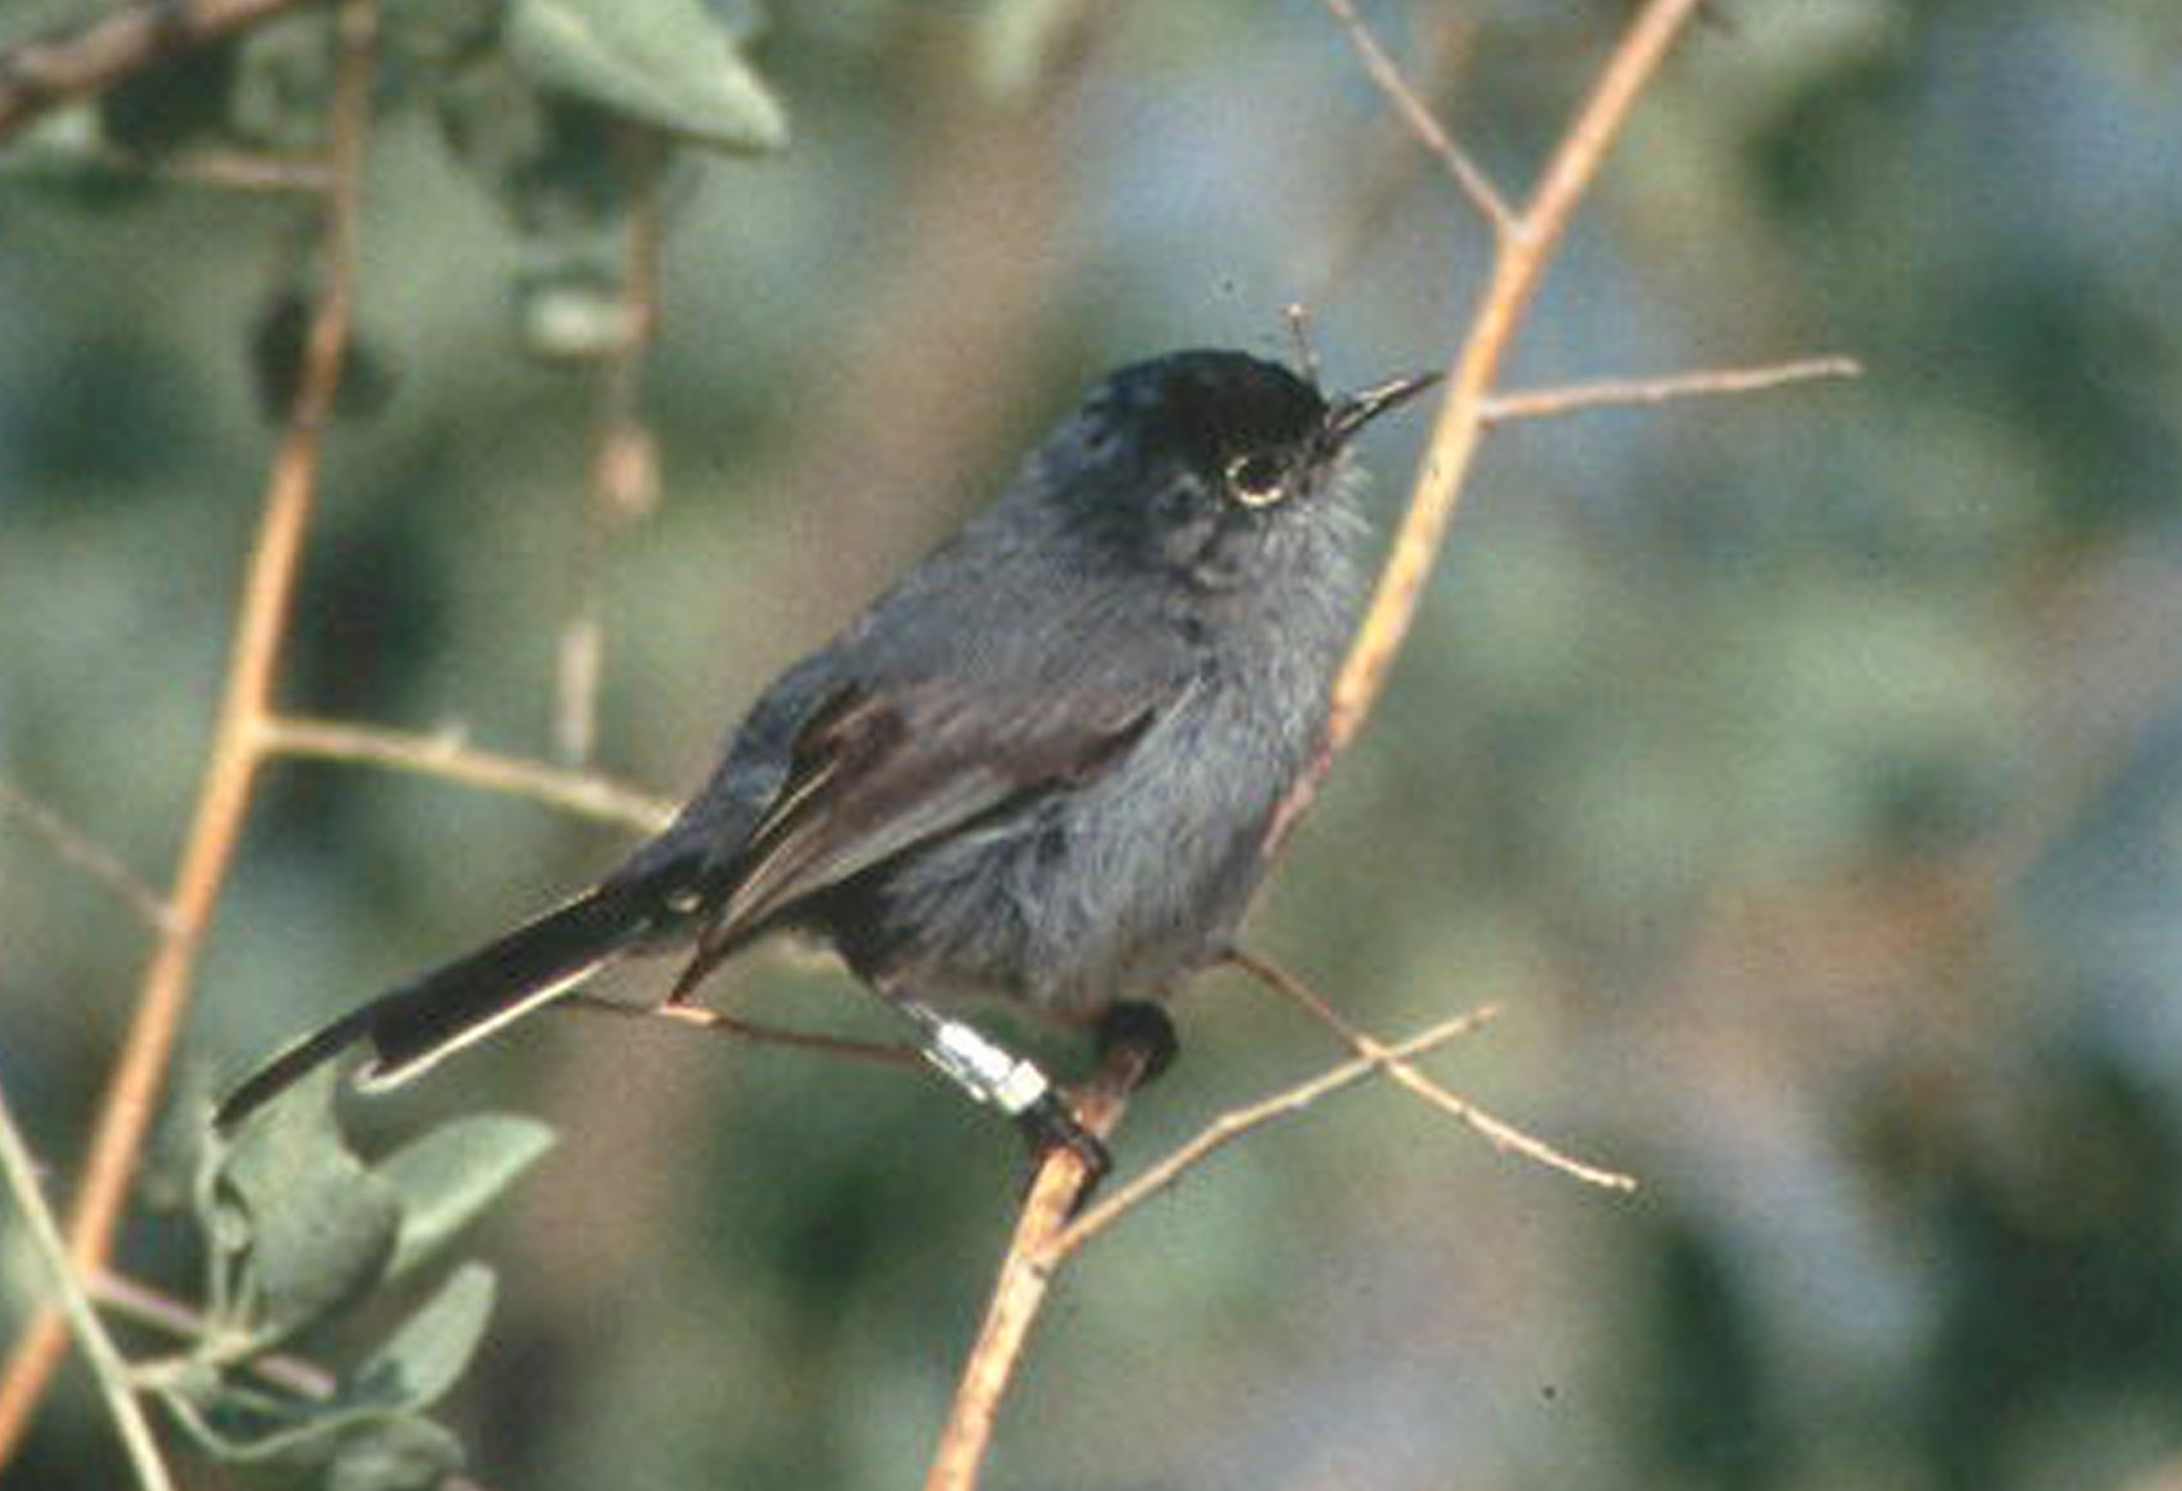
left=915, top=1013, right=1052, bottom=1118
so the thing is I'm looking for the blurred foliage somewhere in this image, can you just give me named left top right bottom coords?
left=83, top=1069, right=546, bottom=1490
left=5, top=0, right=2182, bottom=1488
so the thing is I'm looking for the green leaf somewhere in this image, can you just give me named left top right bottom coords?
left=349, top=1264, right=499, bottom=1415
left=156, top=1266, right=497, bottom=1467
left=507, top=0, right=789, bottom=153
left=207, top=1067, right=401, bottom=1343
left=380, top=1115, right=556, bottom=1280
left=330, top=1418, right=467, bottom=1491
left=230, top=12, right=337, bottom=153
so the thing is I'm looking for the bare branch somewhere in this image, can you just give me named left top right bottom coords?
left=924, top=1048, right=1149, bottom=1491
left=566, top=994, right=922, bottom=1070
left=0, top=3, right=375, bottom=1464
left=1273, top=0, right=1711, bottom=852
left=0, top=1081, right=175, bottom=1491
left=1317, top=0, right=1510, bottom=231
left=1482, top=355, right=1863, bottom=426
left=0, top=0, right=323, bottom=143
left=0, top=143, right=331, bottom=193
left=1227, top=950, right=1637, bottom=1192
left=90, top=1270, right=333, bottom=1400
left=1055, top=1005, right=1499, bottom=1257
left=261, top=716, right=674, bottom=833
left=0, top=776, right=170, bottom=930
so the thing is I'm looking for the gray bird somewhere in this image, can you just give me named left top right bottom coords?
left=217, top=349, right=1436, bottom=1172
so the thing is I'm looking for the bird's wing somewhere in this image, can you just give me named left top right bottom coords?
left=671, top=657, right=1182, bottom=988
left=733, top=673, right=1171, bottom=931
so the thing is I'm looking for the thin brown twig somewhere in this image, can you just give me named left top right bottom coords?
left=1298, top=3, right=1481, bottom=304
left=1225, top=949, right=1636, bottom=1191
left=0, top=143, right=332, bottom=193
left=92, top=1271, right=498, bottom=1491
left=90, top=1270, right=332, bottom=1400
left=924, top=1049, right=1147, bottom=1491
left=567, top=994, right=922, bottom=1070
left=0, top=0, right=322, bottom=143
left=0, top=3, right=374, bottom=1466
left=0, top=776, right=171, bottom=930
left=1317, top=0, right=1510, bottom=231
left=922, top=1005, right=1510, bottom=1483
left=1273, top=0, right=1709, bottom=853
left=1055, top=1005, right=1500, bottom=1258
left=0, top=1082, right=175, bottom=1491
left=1482, top=356, right=1862, bottom=426
left=261, top=715, right=675, bottom=833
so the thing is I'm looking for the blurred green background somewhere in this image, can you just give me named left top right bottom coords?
left=6, top=0, right=2182, bottom=1487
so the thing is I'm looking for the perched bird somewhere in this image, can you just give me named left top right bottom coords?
left=216, top=349, right=1436, bottom=1172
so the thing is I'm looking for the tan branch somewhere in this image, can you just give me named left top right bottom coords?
left=0, top=1082, right=175, bottom=1491
left=1271, top=0, right=1709, bottom=851
left=91, top=1270, right=333, bottom=1400
left=0, top=775, right=171, bottom=930
left=261, top=716, right=675, bottom=833
left=0, top=0, right=324, bottom=142
left=1056, top=1005, right=1499, bottom=1258
left=1482, top=355, right=1862, bottom=426
left=923, top=1050, right=1149, bottom=1491
left=1317, top=0, right=1509, bottom=231
left=568, top=994, right=922, bottom=1070
left=1226, top=949, right=1636, bottom=1192
left=0, top=142, right=331, bottom=192
left=0, top=3, right=374, bottom=1465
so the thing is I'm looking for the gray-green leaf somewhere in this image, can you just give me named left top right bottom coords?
left=329, top=1416, right=468, bottom=1491
left=381, top=1115, right=556, bottom=1281
left=207, top=1067, right=401, bottom=1343
left=349, top=1263, right=499, bottom=1415
left=508, top=0, right=788, bottom=153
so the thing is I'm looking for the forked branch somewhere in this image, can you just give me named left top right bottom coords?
left=0, top=1, right=376, bottom=1467
left=929, top=4, right=1713, bottom=1486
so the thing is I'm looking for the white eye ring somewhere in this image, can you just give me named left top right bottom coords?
left=1225, top=452, right=1287, bottom=507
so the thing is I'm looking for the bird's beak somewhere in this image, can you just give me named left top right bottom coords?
left=1323, top=369, right=1441, bottom=449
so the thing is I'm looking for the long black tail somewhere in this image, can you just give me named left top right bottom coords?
left=215, top=879, right=666, bottom=1131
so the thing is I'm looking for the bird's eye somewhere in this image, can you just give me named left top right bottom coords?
left=1224, top=452, right=1287, bottom=507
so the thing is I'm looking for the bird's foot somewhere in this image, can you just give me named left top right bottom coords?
left=1094, top=1000, right=1178, bottom=1088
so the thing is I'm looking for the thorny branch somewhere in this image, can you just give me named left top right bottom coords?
left=0, top=1, right=375, bottom=1466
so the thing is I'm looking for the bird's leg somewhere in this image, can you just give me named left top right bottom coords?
left=894, top=1000, right=1111, bottom=1183
left=1094, top=1000, right=1179, bottom=1087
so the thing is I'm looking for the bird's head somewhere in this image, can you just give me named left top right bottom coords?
left=1041, top=349, right=1438, bottom=586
